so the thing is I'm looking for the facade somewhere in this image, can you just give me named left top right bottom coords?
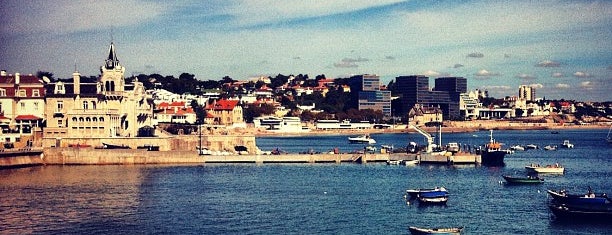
left=519, top=85, right=536, bottom=101
left=0, top=71, right=45, bottom=145
left=395, top=76, right=466, bottom=120
left=408, top=105, right=443, bottom=126
left=44, top=42, right=154, bottom=139
left=351, top=74, right=392, bottom=117
left=204, top=99, right=245, bottom=127
left=154, top=101, right=197, bottom=124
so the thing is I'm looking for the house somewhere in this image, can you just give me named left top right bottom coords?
left=0, top=71, right=45, bottom=146
left=154, top=101, right=197, bottom=124
left=205, top=99, right=245, bottom=127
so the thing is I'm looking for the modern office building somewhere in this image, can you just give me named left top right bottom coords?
left=349, top=74, right=391, bottom=117
left=395, top=76, right=467, bottom=120
left=518, top=85, right=536, bottom=101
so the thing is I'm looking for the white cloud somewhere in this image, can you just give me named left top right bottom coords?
left=422, top=70, right=440, bottom=77
left=552, top=72, right=565, bottom=78
left=555, top=83, right=570, bottom=89
left=529, top=83, right=543, bottom=89
left=573, top=71, right=593, bottom=78
left=580, top=81, right=594, bottom=89
left=516, top=73, right=537, bottom=80
left=475, top=69, right=499, bottom=76
left=536, top=60, right=561, bottom=67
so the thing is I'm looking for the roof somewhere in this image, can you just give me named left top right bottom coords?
left=206, top=99, right=239, bottom=111
left=0, top=74, right=42, bottom=84
left=15, top=115, right=42, bottom=120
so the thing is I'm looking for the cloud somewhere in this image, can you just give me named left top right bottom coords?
left=482, top=85, right=512, bottom=90
left=573, top=71, right=593, bottom=78
left=333, top=61, right=358, bottom=68
left=475, top=69, right=499, bottom=76
left=516, top=73, right=537, bottom=80
left=385, top=56, right=395, bottom=60
left=535, top=60, right=561, bottom=67
left=467, top=52, right=484, bottom=58
left=555, top=83, right=570, bottom=89
left=529, top=83, right=543, bottom=89
left=342, top=57, right=369, bottom=63
left=422, top=70, right=440, bottom=77
left=453, top=64, right=464, bottom=68
left=551, top=72, right=565, bottom=78
left=580, top=81, right=594, bottom=89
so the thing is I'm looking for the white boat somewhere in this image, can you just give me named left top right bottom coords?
left=525, top=144, right=539, bottom=150
left=348, top=135, right=376, bottom=144
left=403, top=159, right=419, bottom=165
left=510, top=145, right=525, bottom=151
left=544, top=145, right=557, bottom=151
left=409, top=226, right=463, bottom=235
left=445, top=142, right=460, bottom=153
left=561, top=140, right=574, bottom=148
left=525, top=163, right=564, bottom=174
left=387, top=160, right=402, bottom=165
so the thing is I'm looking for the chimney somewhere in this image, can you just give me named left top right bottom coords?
left=73, top=71, right=81, bottom=95
left=15, top=73, right=20, bottom=84
left=0, top=70, right=6, bottom=76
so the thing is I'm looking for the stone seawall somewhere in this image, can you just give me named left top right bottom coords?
left=42, top=148, right=415, bottom=165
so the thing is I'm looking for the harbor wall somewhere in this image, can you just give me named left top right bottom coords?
left=0, top=149, right=44, bottom=168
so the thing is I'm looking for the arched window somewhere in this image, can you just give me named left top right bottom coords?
left=79, top=117, right=84, bottom=122
left=91, top=101, right=96, bottom=109
left=86, top=117, right=91, bottom=122
left=83, top=101, right=88, bottom=110
left=105, top=81, right=111, bottom=91
left=100, top=117, right=105, bottom=122
left=72, top=117, right=77, bottom=122
left=93, top=117, right=98, bottom=122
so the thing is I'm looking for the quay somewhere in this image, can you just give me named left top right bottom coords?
left=418, top=152, right=481, bottom=165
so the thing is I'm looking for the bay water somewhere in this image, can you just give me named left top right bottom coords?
left=1, top=129, right=610, bottom=234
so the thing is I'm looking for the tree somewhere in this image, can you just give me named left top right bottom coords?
left=190, top=100, right=206, bottom=124
left=36, top=71, right=55, bottom=82
left=515, top=108, right=524, bottom=117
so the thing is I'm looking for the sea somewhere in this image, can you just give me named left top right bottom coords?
left=1, top=129, right=610, bottom=234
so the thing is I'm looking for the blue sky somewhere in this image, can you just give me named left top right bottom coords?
left=1, top=0, right=611, bottom=101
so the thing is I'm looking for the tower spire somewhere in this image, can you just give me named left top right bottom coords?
left=105, top=42, right=119, bottom=69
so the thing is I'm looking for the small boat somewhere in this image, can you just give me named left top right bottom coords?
left=561, top=140, right=574, bottom=148
left=387, top=160, right=402, bottom=165
left=406, top=187, right=448, bottom=198
left=509, top=145, right=525, bottom=151
left=525, top=144, right=539, bottom=150
left=403, top=159, right=419, bottom=165
left=408, top=226, right=463, bottom=235
left=480, top=130, right=507, bottom=166
left=547, top=189, right=610, bottom=205
left=525, top=163, right=564, bottom=174
left=102, top=143, right=131, bottom=149
left=549, top=203, right=612, bottom=222
left=348, top=134, right=376, bottom=144
left=445, top=142, right=460, bottom=153
left=607, top=125, right=612, bottom=144
left=502, top=175, right=544, bottom=184
left=543, top=145, right=557, bottom=151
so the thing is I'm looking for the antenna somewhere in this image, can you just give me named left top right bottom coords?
left=110, top=26, right=114, bottom=42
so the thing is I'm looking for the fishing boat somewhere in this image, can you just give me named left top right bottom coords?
left=408, top=226, right=463, bottom=235
left=480, top=130, right=506, bottom=166
left=549, top=203, right=612, bottom=222
left=561, top=140, right=574, bottom=148
left=543, top=145, right=557, bottom=151
left=525, top=144, right=539, bottom=150
left=525, top=163, right=564, bottom=174
left=348, top=134, right=376, bottom=144
left=406, top=187, right=448, bottom=198
left=547, top=189, right=610, bottom=205
left=502, top=175, right=544, bottom=184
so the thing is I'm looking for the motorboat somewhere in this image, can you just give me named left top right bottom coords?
left=445, top=142, right=460, bottom=153
left=525, top=144, right=539, bottom=150
left=502, top=175, right=544, bottom=184
left=408, top=226, right=463, bottom=235
left=406, top=187, right=448, bottom=198
left=348, top=134, right=376, bottom=144
left=509, top=145, right=525, bottom=151
left=525, top=163, right=564, bottom=174
left=561, top=140, right=574, bottom=148
left=543, top=145, right=557, bottom=151
left=547, top=189, right=610, bottom=205
left=549, top=203, right=612, bottom=222
left=406, top=187, right=449, bottom=204
left=386, top=160, right=402, bottom=165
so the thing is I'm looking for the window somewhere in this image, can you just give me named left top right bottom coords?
left=58, top=119, right=63, bottom=127
left=55, top=83, right=65, bottom=94
left=18, top=89, right=26, bottom=97
left=91, top=101, right=96, bottom=109
left=0, top=89, right=5, bottom=97
left=83, top=101, right=88, bottom=110
left=33, top=102, right=39, bottom=111
left=32, top=90, right=40, bottom=97
left=57, top=101, right=63, bottom=112
left=20, top=102, right=25, bottom=111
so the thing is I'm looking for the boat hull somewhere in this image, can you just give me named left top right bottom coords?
left=549, top=204, right=612, bottom=222
left=502, top=175, right=543, bottom=184
left=525, top=166, right=564, bottom=174
left=547, top=190, right=609, bottom=205
left=408, top=226, right=463, bottom=235
left=481, top=151, right=506, bottom=166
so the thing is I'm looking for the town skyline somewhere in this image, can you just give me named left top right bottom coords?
left=1, top=0, right=611, bottom=101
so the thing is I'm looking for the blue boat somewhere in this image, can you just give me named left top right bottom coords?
left=406, top=187, right=448, bottom=198
left=549, top=203, right=612, bottom=222
left=547, top=189, right=610, bottom=205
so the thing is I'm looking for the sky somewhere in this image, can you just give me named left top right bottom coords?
left=1, top=0, right=611, bottom=101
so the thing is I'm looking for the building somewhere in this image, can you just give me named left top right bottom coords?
left=204, top=99, right=245, bottom=127
left=0, top=71, right=45, bottom=146
left=154, top=101, right=197, bottom=124
left=395, top=76, right=467, bottom=120
left=519, top=85, right=536, bottom=101
left=44, top=42, right=154, bottom=139
left=350, top=74, right=391, bottom=117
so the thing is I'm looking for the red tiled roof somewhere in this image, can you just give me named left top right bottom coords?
left=0, top=75, right=43, bottom=84
left=15, top=115, right=42, bottom=120
left=206, top=99, right=239, bottom=111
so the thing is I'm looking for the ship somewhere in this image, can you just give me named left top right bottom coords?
left=480, top=130, right=506, bottom=166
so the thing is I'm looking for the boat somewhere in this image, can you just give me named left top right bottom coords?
left=348, top=134, right=376, bottom=144
left=549, top=203, right=612, bottom=222
left=525, top=144, right=539, bottom=150
left=561, top=140, right=574, bottom=148
left=544, top=145, right=557, bottom=151
left=525, top=163, right=564, bottom=174
left=445, top=142, right=460, bottom=153
left=509, top=145, right=525, bottom=151
left=102, top=143, right=130, bottom=149
left=547, top=189, right=610, bottom=205
left=480, top=130, right=507, bottom=166
left=406, top=187, right=448, bottom=198
left=403, top=159, right=419, bottom=165
left=502, top=175, right=544, bottom=184
left=386, top=160, right=402, bottom=165
left=408, top=226, right=463, bottom=235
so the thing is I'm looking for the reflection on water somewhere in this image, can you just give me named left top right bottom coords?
left=0, top=165, right=144, bottom=234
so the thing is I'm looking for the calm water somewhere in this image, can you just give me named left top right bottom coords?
left=1, top=129, right=610, bottom=234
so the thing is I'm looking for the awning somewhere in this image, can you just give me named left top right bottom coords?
left=15, top=115, right=42, bottom=120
